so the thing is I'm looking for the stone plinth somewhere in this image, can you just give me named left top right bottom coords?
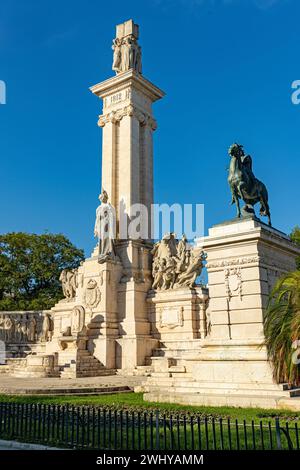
left=202, top=217, right=299, bottom=343
left=190, top=218, right=300, bottom=392
left=115, top=239, right=158, bottom=370
left=147, top=287, right=209, bottom=342
left=9, top=354, right=59, bottom=378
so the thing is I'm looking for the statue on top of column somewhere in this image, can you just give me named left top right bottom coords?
left=112, top=19, right=142, bottom=75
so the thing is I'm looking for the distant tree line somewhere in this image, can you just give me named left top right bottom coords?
left=0, top=233, right=84, bottom=311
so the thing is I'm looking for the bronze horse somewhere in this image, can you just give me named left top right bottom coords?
left=228, top=143, right=271, bottom=226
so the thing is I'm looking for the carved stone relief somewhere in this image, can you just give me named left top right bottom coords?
left=84, top=279, right=101, bottom=309
left=71, top=306, right=86, bottom=335
left=225, top=267, right=243, bottom=300
left=0, top=313, right=51, bottom=344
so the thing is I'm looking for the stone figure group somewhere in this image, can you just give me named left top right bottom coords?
left=0, top=313, right=53, bottom=344
left=151, top=233, right=206, bottom=291
left=59, top=268, right=78, bottom=300
left=112, top=35, right=142, bottom=75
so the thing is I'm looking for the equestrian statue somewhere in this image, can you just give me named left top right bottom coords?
left=228, top=143, right=271, bottom=226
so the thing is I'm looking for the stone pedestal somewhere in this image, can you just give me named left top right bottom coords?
left=115, top=239, right=158, bottom=370
left=202, top=217, right=299, bottom=343
left=147, top=287, right=209, bottom=342
left=191, top=218, right=300, bottom=392
left=10, top=354, right=59, bottom=378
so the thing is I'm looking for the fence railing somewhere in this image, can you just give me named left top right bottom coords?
left=0, top=403, right=299, bottom=450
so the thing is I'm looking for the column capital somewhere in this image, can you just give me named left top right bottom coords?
left=98, top=105, right=157, bottom=130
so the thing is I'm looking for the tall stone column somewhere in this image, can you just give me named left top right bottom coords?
left=89, top=20, right=165, bottom=370
left=91, top=71, right=164, bottom=239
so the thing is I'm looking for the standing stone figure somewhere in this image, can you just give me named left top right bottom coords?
left=135, top=45, right=142, bottom=74
left=4, top=316, right=14, bottom=342
left=15, top=320, right=22, bottom=343
left=94, top=189, right=116, bottom=264
left=121, top=36, right=131, bottom=71
left=176, top=234, right=188, bottom=273
left=21, top=319, right=28, bottom=342
left=152, top=257, right=165, bottom=290
left=41, top=314, right=52, bottom=342
left=28, top=316, right=37, bottom=342
left=112, top=38, right=122, bottom=73
left=0, top=315, right=4, bottom=340
left=59, top=269, right=68, bottom=297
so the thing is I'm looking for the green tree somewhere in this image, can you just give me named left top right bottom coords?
left=290, top=226, right=300, bottom=270
left=264, top=271, right=300, bottom=386
left=0, top=233, right=84, bottom=311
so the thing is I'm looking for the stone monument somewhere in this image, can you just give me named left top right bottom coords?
left=2, top=21, right=300, bottom=413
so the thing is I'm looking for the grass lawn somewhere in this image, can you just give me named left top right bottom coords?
left=0, top=392, right=299, bottom=423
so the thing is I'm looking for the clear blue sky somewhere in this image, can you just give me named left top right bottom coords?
left=0, top=0, right=299, bottom=255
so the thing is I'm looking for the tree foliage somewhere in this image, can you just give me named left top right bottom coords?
left=290, top=226, right=300, bottom=270
left=264, top=271, right=300, bottom=386
left=0, top=233, right=84, bottom=311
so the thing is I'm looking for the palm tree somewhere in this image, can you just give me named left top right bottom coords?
left=264, top=271, right=300, bottom=386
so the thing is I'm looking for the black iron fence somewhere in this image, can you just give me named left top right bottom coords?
left=0, top=402, right=299, bottom=450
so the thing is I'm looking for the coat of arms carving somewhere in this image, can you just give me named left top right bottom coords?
left=84, top=279, right=101, bottom=309
left=225, top=267, right=242, bottom=300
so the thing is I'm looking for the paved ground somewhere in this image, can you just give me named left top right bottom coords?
left=0, top=375, right=145, bottom=395
left=0, top=439, right=63, bottom=450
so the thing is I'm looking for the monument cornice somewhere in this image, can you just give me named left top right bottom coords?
left=203, top=226, right=300, bottom=257
left=90, top=69, right=165, bottom=103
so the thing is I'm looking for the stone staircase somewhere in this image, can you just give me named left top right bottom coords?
left=116, top=339, right=202, bottom=378
left=144, top=373, right=300, bottom=409
left=59, top=350, right=115, bottom=379
left=151, top=339, right=203, bottom=359
left=149, top=338, right=203, bottom=375
left=142, top=339, right=300, bottom=410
